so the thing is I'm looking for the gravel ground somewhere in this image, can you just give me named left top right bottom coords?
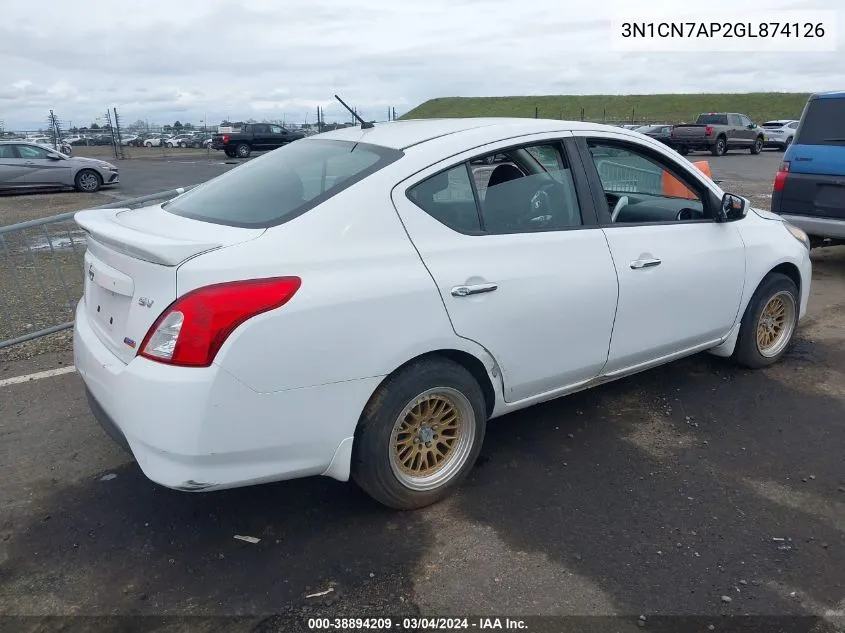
left=0, top=191, right=115, bottom=226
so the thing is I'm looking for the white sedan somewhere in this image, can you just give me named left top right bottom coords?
left=73, top=118, right=812, bottom=510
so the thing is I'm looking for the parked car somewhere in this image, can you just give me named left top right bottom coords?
left=187, top=133, right=212, bottom=149
left=73, top=118, right=811, bottom=510
left=772, top=91, right=845, bottom=248
left=761, top=119, right=800, bottom=150
left=634, top=124, right=674, bottom=146
left=26, top=136, right=72, bottom=155
left=165, top=134, right=195, bottom=148
left=0, top=141, right=119, bottom=192
left=211, top=123, right=305, bottom=157
left=143, top=134, right=169, bottom=147
left=66, top=136, right=93, bottom=147
left=671, top=113, right=766, bottom=156
left=90, top=134, right=114, bottom=146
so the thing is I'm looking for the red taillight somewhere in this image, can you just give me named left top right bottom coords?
left=139, top=277, right=302, bottom=367
left=705, top=126, right=713, bottom=137
left=221, top=134, right=229, bottom=144
left=773, top=161, right=790, bottom=192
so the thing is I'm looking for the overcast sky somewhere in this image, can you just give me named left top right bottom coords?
left=1, top=0, right=843, bottom=130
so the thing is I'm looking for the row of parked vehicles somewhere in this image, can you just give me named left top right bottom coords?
left=53, top=131, right=215, bottom=149
left=621, top=113, right=800, bottom=156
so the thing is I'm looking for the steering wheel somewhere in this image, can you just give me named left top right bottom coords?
left=610, top=196, right=629, bottom=223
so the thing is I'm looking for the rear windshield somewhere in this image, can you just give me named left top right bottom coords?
left=762, top=121, right=785, bottom=128
left=794, top=98, right=845, bottom=146
left=164, top=139, right=403, bottom=228
left=696, top=114, right=728, bottom=125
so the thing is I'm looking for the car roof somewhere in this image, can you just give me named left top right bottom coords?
left=310, top=117, right=631, bottom=150
left=813, top=90, right=845, bottom=99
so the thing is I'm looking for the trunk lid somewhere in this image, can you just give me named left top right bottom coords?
left=75, top=204, right=264, bottom=364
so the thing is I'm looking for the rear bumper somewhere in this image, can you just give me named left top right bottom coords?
left=671, top=138, right=714, bottom=148
left=763, top=135, right=789, bottom=147
left=73, top=300, right=381, bottom=490
left=779, top=214, right=845, bottom=240
left=772, top=171, right=845, bottom=238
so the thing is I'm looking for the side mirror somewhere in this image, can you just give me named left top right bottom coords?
left=747, top=124, right=755, bottom=129
left=718, top=192, right=747, bottom=222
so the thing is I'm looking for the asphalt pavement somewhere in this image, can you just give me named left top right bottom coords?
left=1, top=246, right=843, bottom=630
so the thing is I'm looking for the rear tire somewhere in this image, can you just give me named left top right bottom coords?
left=74, top=169, right=102, bottom=193
left=678, top=146, right=690, bottom=156
left=711, top=136, right=727, bottom=156
left=352, top=358, right=487, bottom=510
left=750, top=136, right=763, bottom=154
left=784, top=137, right=793, bottom=149
left=235, top=143, right=251, bottom=158
left=731, top=273, right=799, bottom=369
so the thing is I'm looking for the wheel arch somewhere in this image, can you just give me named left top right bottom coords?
left=363, top=349, right=498, bottom=421
left=323, top=347, right=499, bottom=483
left=768, top=261, right=801, bottom=302
left=708, top=260, right=803, bottom=358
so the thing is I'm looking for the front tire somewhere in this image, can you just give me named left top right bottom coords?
left=74, top=169, right=102, bottom=193
left=352, top=358, right=487, bottom=510
left=732, top=273, right=799, bottom=369
left=750, top=136, right=764, bottom=154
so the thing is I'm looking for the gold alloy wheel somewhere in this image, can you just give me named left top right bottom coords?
left=389, top=387, right=475, bottom=491
left=756, top=290, right=797, bottom=358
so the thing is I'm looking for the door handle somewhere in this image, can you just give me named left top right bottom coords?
left=630, top=258, right=661, bottom=269
left=451, top=283, right=498, bottom=297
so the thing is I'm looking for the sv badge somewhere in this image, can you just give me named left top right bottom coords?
left=138, top=297, right=155, bottom=308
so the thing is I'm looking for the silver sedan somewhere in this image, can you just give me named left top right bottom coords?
left=0, top=141, right=119, bottom=193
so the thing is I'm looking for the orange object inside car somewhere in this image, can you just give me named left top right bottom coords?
left=662, top=161, right=712, bottom=199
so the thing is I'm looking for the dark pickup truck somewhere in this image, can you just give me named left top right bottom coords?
left=671, top=113, right=766, bottom=156
left=212, top=123, right=305, bottom=158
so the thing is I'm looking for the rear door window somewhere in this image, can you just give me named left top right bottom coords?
left=164, top=139, right=403, bottom=228
left=795, top=98, right=845, bottom=146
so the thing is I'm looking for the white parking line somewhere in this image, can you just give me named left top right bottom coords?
left=0, top=366, right=77, bottom=388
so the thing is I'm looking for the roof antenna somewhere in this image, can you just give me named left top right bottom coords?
left=334, top=94, right=374, bottom=129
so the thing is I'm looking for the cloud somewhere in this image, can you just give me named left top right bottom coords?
left=0, top=0, right=842, bottom=129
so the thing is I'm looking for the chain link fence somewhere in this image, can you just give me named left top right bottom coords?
left=0, top=187, right=195, bottom=350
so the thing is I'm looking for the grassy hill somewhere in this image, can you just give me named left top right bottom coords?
left=401, top=93, right=811, bottom=125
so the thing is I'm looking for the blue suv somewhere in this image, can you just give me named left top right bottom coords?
left=772, top=91, right=845, bottom=248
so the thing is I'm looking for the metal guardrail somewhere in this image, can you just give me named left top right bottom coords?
left=0, top=186, right=196, bottom=350
left=595, top=159, right=663, bottom=194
